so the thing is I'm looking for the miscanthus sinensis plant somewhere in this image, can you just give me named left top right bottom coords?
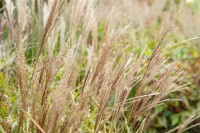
left=0, top=0, right=198, bottom=133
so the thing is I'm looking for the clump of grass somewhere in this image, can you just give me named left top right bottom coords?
left=0, top=0, right=197, bottom=133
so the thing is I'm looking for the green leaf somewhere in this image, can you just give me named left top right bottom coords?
left=155, top=104, right=167, bottom=114
left=171, top=114, right=180, bottom=126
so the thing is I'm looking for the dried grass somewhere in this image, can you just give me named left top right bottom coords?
left=0, top=0, right=195, bottom=132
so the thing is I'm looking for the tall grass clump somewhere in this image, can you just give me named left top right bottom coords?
left=0, top=0, right=197, bottom=132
